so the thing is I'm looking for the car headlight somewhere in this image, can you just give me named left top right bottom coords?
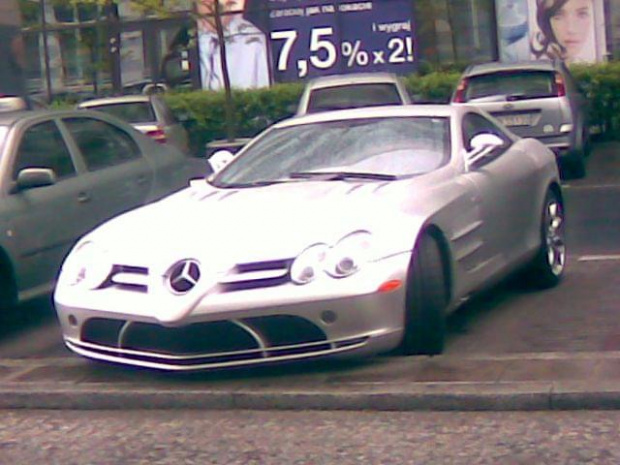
left=60, top=241, right=111, bottom=289
left=290, top=243, right=328, bottom=285
left=325, top=231, right=372, bottom=278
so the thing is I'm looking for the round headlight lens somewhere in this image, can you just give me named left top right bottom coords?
left=325, top=231, right=372, bottom=278
left=290, top=243, right=328, bottom=285
left=60, top=241, right=111, bottom=289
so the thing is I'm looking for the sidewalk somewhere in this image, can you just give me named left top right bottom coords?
left=2, top=351, right=620, bottom=411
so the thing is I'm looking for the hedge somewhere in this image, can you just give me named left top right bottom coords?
left=49, top=62, right=620, bottom=154
left=163, top=71, right=465, bottom=154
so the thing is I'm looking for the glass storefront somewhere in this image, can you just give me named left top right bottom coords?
left=14, top=0, right=613, bottom=99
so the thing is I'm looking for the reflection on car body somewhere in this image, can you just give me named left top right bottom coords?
left=54, top=105, right=566, bottom=371
left=0, top=109, right=196, bottom=312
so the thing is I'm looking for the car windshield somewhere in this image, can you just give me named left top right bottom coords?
left=464, top=70, right=557, bottom=102
left=86, top=102, right=156, bottom=124
left=213, top=116, right=450, bottom=188
left=306, top=83, right=403, bottom=113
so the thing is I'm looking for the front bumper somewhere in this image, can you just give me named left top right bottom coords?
left=55, top=252, right=411, bottom=371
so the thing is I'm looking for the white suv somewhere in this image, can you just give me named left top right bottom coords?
left=296, top=73, right=412, bottom=116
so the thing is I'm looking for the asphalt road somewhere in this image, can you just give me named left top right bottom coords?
left=1, top=141, right=619, bottom=360
left=1, top=409, right=619, bottom=464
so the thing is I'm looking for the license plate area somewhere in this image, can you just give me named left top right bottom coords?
left=495, top=112, right=540, bottom=127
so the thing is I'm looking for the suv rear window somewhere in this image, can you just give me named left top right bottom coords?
left=306, top=83, right=403, bottom=114
left=463, top=71, right=557, bottom=102
left=86, top=102, right=156, bottom=124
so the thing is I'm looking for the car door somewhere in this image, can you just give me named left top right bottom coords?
left=60, top=116, right=155, bottom=232
left=460, top=112, right=541, bottom=279
left=4, top=118, right=85, bottom=298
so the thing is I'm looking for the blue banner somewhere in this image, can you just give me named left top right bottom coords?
left=267, top=0, right=417, bottom=82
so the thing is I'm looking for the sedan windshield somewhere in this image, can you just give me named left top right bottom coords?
left=214, top=116, right=450, bottom=187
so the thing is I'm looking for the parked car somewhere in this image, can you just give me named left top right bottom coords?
left=0, top=109, right=196, bottom=313
left=77, top=95, right=190, bottom=155
left=54, top=104, right=565, bottom=371
left=451, top=60, right=590, bottom=179
left=295, top=72, right=412, bottom=116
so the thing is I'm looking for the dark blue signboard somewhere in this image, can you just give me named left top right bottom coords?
left=266, top=0, right=417, bottom=82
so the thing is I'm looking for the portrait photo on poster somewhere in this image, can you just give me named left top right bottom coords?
left=196, top=0, right=270, bottom=90
left=497, top=0, right=606, bottom=64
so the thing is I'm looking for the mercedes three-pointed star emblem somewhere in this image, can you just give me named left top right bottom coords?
left=168, top=259, right=201, bottom=293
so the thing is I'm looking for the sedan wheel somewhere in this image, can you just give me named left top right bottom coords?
left=527, top=189, right=566, bottom=288
left=401, top=233, right=448, bottom=356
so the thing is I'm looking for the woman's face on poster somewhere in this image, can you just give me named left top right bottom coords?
left=549, top=0, right=592, bottom=59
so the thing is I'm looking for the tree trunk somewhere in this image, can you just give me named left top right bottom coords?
left=213, top=0, right=236, bottom=142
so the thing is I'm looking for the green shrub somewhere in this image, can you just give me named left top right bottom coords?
left=570, top=62, right=620, bottom=139
left=50, top=61, right=620, bottom=150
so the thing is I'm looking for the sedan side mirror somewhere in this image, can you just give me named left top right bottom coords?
left=14, top=168, right=56, bottom=192
left=466, top=133, right=505, bottom=168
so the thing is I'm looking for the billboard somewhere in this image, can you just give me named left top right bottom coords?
left=496, top=0, right=607, bottom=64
left=196, top=0, right=417, bottom=90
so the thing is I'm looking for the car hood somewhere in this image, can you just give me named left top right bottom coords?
left=81, top=178, right=432, bottom=267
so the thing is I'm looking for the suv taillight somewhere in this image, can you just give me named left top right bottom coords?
left=554, top=73, right=566, bottom=97
left=453, top=78, right=469, bottom=103
left=146, top=127, right=167, bottom=143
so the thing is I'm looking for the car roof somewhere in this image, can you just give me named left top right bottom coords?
left=0, top=109, right=53, bottom=125
left=304, top=72, right=404, bottom=90
left=463, top=60, right=561, bottom=78
left=275, top=104, right=465, bottom=128
left=0, top=108, right=142, bottom=129
left=77, top=95, right=153, bottom=108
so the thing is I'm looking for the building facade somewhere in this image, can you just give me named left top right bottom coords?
left=13, top=0, right=618, bottom=100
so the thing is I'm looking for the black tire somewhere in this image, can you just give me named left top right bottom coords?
left=526, top=189, right=566, bottom=289
left=401, top=233, right=448, bottom=356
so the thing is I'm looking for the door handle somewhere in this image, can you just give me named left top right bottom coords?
left=136, top=175, right=148, bottom=185
left=77, top=192, right=91, bottom=203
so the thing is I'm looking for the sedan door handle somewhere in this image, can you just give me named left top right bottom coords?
left=136, top=175, right=149, bottom=185
left=77, top=192, right=91, bottom=203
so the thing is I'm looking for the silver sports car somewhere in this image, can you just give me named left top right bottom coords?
left=54, top=105, right=566, bottom=371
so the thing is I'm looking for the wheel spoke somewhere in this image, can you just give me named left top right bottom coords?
left=545, top=200, right=565, bottom=275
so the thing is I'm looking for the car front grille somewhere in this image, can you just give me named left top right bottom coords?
left=218, top=259, right=293, bottom=292
left=76, top=315, right=369, bottom=369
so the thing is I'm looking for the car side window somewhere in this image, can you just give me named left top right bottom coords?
left=462, top=113, right=511, bottom=152
left=63, top=117, right=142, bottom=171
left=13, top=121, right=76, bottom=181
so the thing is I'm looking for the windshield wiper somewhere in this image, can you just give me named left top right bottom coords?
left=289, top=171, right=398, bottom=182
left=211, top=180, right=285, bottom=189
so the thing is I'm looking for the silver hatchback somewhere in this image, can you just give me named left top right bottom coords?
left=451, top=60, right=589, bottom=179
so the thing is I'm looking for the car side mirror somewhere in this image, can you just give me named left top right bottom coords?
left=208, top=150, right=235, bottom=173
left=466, top=133, right=505, bottom=168
left=14, top=168, right=56, bottom=191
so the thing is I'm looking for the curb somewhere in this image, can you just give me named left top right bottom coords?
left=2, top=382, right=620, bottom=412
left=3, top=353, right=620, bottom=411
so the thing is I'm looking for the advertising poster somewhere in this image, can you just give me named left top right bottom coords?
left=196, top=0, right=417, bottom=90
left=496, top=0, right=607, bottom=64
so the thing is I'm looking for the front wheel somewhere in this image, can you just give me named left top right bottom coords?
left=401, top=233, right=448, bottom=356
left=526, top=189, right=566, bottom=289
